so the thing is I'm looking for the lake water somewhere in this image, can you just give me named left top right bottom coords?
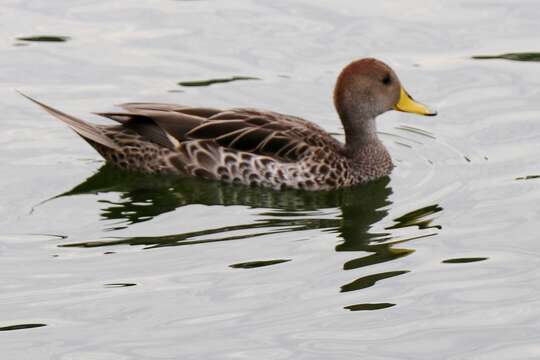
left=2, top=1, right=540, bottom=358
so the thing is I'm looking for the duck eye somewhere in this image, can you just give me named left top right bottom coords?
left=382, top=74, right=391, bottom=85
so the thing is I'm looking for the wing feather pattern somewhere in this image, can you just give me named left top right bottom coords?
left=22, top=93, right=343, bottom=165
left=95, top=104, right=343, bottom=162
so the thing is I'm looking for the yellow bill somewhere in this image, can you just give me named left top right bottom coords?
left=394, top=88, right=437, bottom=116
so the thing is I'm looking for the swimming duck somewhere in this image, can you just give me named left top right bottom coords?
left=20, top=58, right=436, bottom=191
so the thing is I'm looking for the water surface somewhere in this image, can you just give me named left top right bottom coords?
left=2, top=1, right=540, bottom=359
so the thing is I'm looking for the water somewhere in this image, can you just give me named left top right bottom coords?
left=2, top=0, right=540, bottom=358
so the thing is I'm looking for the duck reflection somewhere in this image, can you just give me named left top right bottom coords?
left=57, top=164, right=442, bottom=310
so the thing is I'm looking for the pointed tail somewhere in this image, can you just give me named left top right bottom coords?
left=17, top=91, right=121, bottom=151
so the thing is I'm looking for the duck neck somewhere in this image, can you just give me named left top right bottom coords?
left=343, top=116, right=382, bottom=156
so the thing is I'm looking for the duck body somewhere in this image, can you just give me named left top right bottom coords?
left=21, top=58, right=435, bottom=191
left=90, top=106, right=393, bottom=190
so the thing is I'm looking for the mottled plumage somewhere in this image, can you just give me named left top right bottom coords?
left=20, top=58, right=436, bottom=191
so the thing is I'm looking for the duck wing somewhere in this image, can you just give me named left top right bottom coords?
left=97, top=104, right=343, bottom=162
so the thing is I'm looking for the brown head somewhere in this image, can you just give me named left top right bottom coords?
left=333, top=58, right=436, bottom=146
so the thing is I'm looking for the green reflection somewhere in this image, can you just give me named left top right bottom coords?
left=16, top=35, right=70, bottom=42
left=344, top=303, right=395, bottom=311
left=229, top=259, right=291, bottom=269
left=340, top=271, right=409, bottom=293
left=516, top=175, right=540, bottom=181
left=178, top=76, right=260, bottom=87
left=0, top=323, right=47, bottom=331
left=472, top=52, right=540, bottom=62
left=442, top=257, right=488, bottom=264
left=386, top=204, right=443, bottom=230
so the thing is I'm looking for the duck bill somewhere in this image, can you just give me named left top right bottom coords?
left=394, top=88, right=437, bottom=116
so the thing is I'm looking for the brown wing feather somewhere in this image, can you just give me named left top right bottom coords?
left=97, top=109, right=204, bottom=143
left=120, top=103, right=222, bottom=118
left=100, top=104, right=342, bottom=162
left=186, top=120, right=249, bottom=139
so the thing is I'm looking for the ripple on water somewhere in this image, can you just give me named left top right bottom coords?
left=472, top=52, right=540, bottom=62
left=340, top=271, right=409, bottom=293
left=395, top=125, right=436, bottom=140
left=344, top=303, right=396, bottom=312
left=515, top=175, right=540, bottom=181
left=442, top=257, right=488, bottom=264
left=0, top=323, right=47, bottom=331
left=104, top=283, right=137, bottom=288
left=386, top=204, right=443, bottom=231
left=15, top=35, right=70, bottom=43
left=229, top=259, right=291, bottom=269
left=178, top=76, right=260, bottom=87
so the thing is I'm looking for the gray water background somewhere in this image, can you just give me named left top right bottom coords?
left=1, top=0, right=540, bottom=359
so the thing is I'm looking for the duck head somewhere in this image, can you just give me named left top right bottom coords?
left=334, top=58, right=436, bottom=141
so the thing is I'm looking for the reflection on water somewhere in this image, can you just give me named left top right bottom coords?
left=0, top=324, right=47, bottom=332
left=472, top=52, right=540, bottom=62
left=344, top=303, right=395, bottom=312
left=178, top=76, right=260, bottom=87
left=340, top=270, right=409, bottom=293
left=52, top=165, right=443, bottom=310
left=442, top=257, right=488, bottom=264
left=16, top=35, right=70, bottom=43
left=387, top=204, right=442, bottom=231
left=230, top=259, right=291, bottom=269
left=104, top=283, right=137, bottom=288
left=516, top=175, right=540, bottom=181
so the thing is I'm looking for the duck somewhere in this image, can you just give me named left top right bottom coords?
left=19, top=58, right=436, bottom=191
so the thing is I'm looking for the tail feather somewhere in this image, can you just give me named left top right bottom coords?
left=17, top=91, right=121, bottom=151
